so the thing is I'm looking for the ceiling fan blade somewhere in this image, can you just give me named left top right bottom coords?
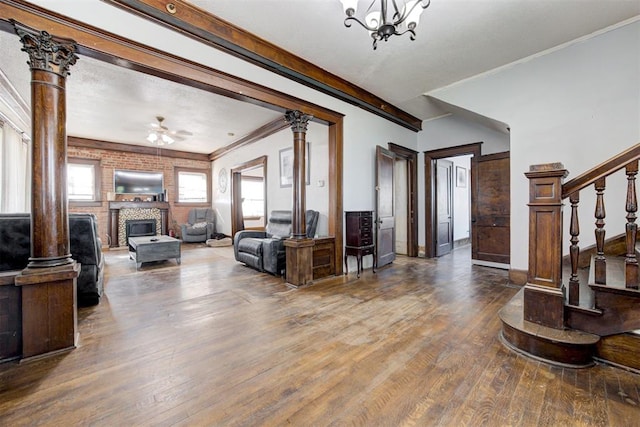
left=175, top=130, right=193, bottom=136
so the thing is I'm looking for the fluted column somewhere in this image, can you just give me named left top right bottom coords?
left=13, top=22, right=80, bottom=360
left=283, top=110, right=315, bottom=287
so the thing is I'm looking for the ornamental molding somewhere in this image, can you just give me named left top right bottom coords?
left=284, top=110, right=313, bottom=134
left=12, top=20, right=78, bottom=77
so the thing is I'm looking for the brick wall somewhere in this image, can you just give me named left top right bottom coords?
left=68, top=146, right=210, bottom=248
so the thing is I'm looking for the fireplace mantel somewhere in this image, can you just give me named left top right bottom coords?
left=108, top=201, right=170, bottom=248
left=109, top=201, right=170, bottom=210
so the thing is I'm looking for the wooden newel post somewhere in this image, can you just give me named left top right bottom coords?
left=12, top=22, right=80, bottom=360
left=283, top=110, right=315, bottom=287
left=523, top=163, right=568, bottom=329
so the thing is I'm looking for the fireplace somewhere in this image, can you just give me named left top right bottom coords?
left=108, top=201, right=169, bottom=247
left=125, top=219, right=157, bottom=244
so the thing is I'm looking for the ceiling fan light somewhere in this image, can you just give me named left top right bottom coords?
left=147, top=132, right=158, bottom=143
left=161, top=134, right=174, bottom=144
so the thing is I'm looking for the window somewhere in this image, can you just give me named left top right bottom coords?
left=175, top=167, right=210, bottom=205
left=241, top=176, right=265, bottom=219
left=68, top=158, right=101, bottom=206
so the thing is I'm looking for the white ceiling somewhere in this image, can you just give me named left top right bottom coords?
left=0, top=28, right=283, bottom=154
left=192, top=0, right=640, bottom=120
left=1, top=1, right=638, bottom=153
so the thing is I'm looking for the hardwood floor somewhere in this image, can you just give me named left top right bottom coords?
left=1, top=244, right=638, bottom=426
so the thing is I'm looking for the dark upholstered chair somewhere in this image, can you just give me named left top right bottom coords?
left=233, top=210, right=319, bottom=275
left=180, top=208, right=215, bottom=243
left=0, top=213, right=104, bottom=306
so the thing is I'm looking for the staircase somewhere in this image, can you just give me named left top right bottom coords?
left=500, top=144, right=640, bottom=370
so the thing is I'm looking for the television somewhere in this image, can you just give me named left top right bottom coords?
left=114, top=170, right=163, bottom=194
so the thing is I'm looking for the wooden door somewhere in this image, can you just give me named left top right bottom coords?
left=376, top=146, right=396, bottom=267
left=471, top=151, right=510, bottom=265
left=436, top=159, right=454, bottom=256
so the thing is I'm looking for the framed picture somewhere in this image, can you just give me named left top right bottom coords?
left=279, top=142, right=311, bottom=188
left=456, top=166, right=467, bottom=188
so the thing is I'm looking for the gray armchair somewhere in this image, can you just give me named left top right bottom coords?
left=234, top=210, right=319, bottom=275
left=181, top=208, right=215, bottom=243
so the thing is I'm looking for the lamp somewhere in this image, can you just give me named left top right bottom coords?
left=340, top=0, right=431, bottom=50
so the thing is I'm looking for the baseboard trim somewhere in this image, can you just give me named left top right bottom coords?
left=453, top=238, right=470, bottom=248
left=471, top=259, right=510, bottom=270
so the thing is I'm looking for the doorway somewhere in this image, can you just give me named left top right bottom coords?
left=436, top=154, right=473, bottom=257
left=231, top=156, right=267, bottom=237
left=388, top=143, right=419, bottom=258
left=424, top=143, right=510, bottom=267
left=435, top=158, right=454, bottom=256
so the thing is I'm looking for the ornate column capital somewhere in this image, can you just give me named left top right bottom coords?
left=285, top=110, right=313, bottom=133
left=12, top=20, right=78, bottom=77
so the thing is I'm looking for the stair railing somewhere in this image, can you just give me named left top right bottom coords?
left=524, top=143, right=640, bottom=329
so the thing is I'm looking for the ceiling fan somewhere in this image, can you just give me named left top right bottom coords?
left=146, top=116, right=192, bottom=146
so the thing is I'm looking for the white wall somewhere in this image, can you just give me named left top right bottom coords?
left=212, top=122, right=330, bottom=237
left=429, top=19, right=640, bottom=271
left=419, top=114, right=510, bottom=154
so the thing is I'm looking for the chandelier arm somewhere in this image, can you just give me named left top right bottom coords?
left=344, top=16, right=378, bottom=32
left=395, top=0, right=431, bottom=26
left=393, top=27, right=417, bottom=38
left=391, top=0, right=402, bottom=21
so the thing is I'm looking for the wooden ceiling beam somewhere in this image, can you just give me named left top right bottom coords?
left=104, top=0, right=422, bottom=132
left=68, top=136, right=210, bottom=161
left=209, top=117, right=289, bottom=161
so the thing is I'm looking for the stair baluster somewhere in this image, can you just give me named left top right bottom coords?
left=594, top=177, right=607, bottom=285
left=625, top=161, right=638, bottom=289
left=569, top=192, right=580, bottom=305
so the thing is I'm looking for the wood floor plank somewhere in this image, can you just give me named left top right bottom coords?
left=0, top=244, right=638, bottom=426
left=604, top=366, right=640, bottom=426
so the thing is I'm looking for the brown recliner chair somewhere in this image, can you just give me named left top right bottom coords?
left=233, top=210, right=319, bottom=275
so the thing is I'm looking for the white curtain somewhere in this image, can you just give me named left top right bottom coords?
left=0, top=120, right=30, bottom=213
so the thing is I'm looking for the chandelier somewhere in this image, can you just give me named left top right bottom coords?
left=339, top=0, right=431, bottom=50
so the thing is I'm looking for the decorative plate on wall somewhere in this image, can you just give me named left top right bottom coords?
left=218, top=168, right=228, bottom=193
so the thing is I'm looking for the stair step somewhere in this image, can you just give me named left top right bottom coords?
left=565, top=255, right=638, bottom=310
left=566, top=284, right=640, bottom=336
left=499, top=288, right=599, bottom=367
left=587, top=254, right=628, bottom=289
left=596, top=332, right=640, bottom=373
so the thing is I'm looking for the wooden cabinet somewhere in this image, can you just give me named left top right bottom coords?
left=0, top=274, right=21, bottom=362
left=312, top=237, right=336, bottom=280
left=344, top=211, right=376, bottom=278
